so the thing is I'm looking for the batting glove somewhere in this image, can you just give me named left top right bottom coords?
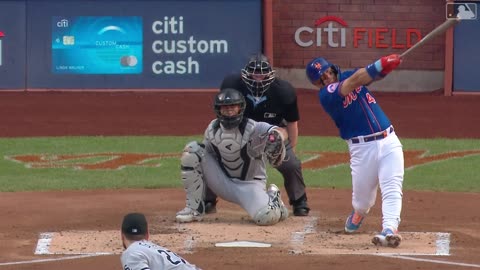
left=379, top=54, right=402, bottom=76
left=366, top=54, right=402, bottom=80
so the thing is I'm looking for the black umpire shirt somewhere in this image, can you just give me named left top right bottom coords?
left=220, top=74, right=300, bottom=128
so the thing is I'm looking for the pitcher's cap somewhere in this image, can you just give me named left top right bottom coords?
left=121, top=213, right=147, bottom=235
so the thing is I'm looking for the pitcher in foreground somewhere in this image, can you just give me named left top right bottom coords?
left=121, top=212, right=202, bottom=270
left=176, top=88, right=289, bottom=226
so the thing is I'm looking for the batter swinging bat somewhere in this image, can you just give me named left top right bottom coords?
left=400, top=18, right=460, bottom=58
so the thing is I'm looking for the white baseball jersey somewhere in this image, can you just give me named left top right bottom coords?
left=121, top=240, right=200, bottom=270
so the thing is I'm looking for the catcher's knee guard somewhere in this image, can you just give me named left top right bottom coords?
left=253, top=184, right=289, bottom=226
left=180, top=141, right=206, bottom=213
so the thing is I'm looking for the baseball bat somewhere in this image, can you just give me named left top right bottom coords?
left=400, top=18, right=460, bottom=58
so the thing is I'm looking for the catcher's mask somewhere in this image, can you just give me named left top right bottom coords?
left=214, top=88, right=246, bottom=130
left=241, top=53, right=276, bottom=98
left=305, top=57, right=340, bottom=87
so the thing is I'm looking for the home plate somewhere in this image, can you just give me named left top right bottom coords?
left=215, top=241, right=272, bottom=247
left=215, top=241, right=271, bottom=248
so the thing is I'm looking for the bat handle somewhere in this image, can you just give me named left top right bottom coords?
left=400, top=49, right=412, bottom=59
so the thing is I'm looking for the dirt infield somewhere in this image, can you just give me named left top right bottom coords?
left=0, top=90, right=479, bottom=270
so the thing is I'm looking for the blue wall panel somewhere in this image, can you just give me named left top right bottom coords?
left=0, top=1, right=26, bottom=89
left=453, top=17, right=480, bottom=92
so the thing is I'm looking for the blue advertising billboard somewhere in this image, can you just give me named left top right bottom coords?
left=25, top=0, right=262, bottom=89
left=0, top=1, right=26, bottom=89
left=51, top=16, right=143, bottom=74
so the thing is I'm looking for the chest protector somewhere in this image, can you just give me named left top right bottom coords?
left=206, top=120, right=257, bottom=179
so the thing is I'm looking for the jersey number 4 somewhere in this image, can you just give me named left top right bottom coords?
left=366, top=93, right=376, bottom=104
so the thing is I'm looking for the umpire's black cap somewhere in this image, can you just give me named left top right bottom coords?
left=121, top=213, right=148, bottom=235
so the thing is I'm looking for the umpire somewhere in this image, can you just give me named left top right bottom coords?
left=204, top=53, right=310, bottom=216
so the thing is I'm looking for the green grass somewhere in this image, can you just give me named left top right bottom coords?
left=0, top=136, right=478, bottom=192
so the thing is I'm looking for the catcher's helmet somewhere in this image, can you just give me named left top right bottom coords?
left=241, top=53, right=276, bottom=97
left=305, top=57, right=340, bottom=85
left=214, top=88, right=246, bottom=129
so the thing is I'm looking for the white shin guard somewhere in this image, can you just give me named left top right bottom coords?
left=180, top=141, right=206, bottom=214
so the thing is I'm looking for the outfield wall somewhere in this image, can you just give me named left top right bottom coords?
left=272, top=0, right=479, bottom=93
left=0, top=0, right=478, bottom=93
left=0, top=0, right=262, bottom=90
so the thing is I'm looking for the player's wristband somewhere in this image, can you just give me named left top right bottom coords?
left=365, top=60, right=383, bottom=79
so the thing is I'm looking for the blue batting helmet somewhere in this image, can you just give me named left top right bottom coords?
left=305, top=57, right=340, bottom=85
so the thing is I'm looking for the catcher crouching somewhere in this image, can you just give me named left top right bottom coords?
left=176, top=88, right=289, bottom=226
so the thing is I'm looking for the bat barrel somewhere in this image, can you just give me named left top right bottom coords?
left=400, top=18, right=460, bottom=59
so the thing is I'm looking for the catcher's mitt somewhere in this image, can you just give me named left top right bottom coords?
left=264, top=129, right=286, bottom=167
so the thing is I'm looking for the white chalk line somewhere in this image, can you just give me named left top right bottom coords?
left=289, top=216, right=318, bottom=254
left=1, top=224, right=477, bottom=268
left=377, top=254, right=480, bottom=268
left=33, top=232, right=114, bottom=256
left=0, top=254, right=108, bottom=266
left=175, top=222, right=195, bottom=254
left=34, top=232, right=53, bottom=255
left=370, top=231, right=479, bottom=268
left=436, top=232, right=450, bottom=255
left=3, top=253, right=478, bottom=268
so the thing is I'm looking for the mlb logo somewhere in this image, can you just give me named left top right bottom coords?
left=446, top=3, right=477, bottom=20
